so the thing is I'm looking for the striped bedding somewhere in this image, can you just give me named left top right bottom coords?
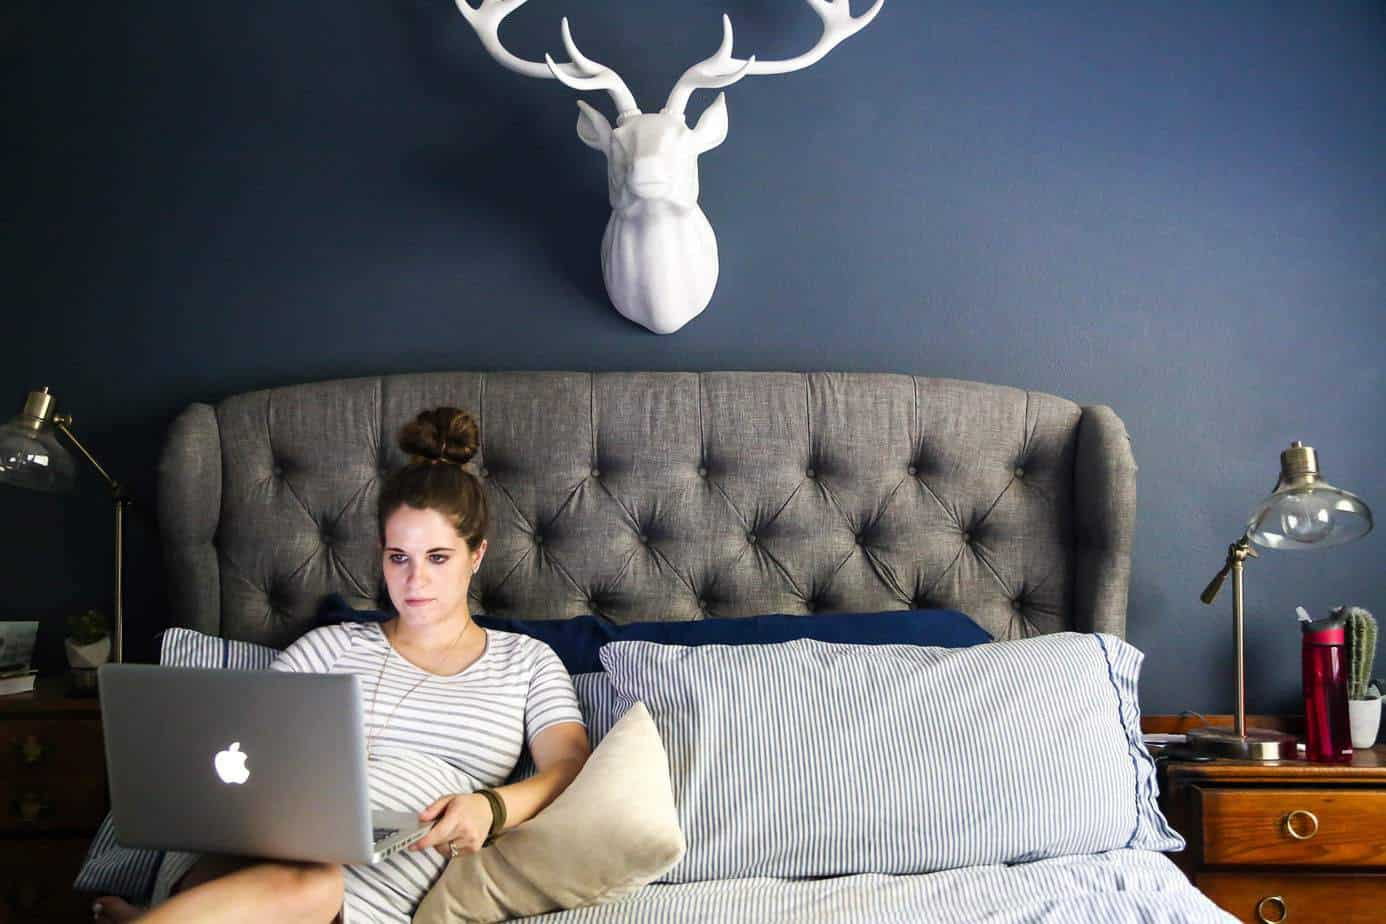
left=516, top=849, right=1235, bottom=923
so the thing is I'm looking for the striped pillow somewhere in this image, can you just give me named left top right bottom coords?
left=598, top=633, right=1184, bottom=882
left=73, top=629, right=280, bottom=903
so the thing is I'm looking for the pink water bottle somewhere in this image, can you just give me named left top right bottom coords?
left=1301, top=611, right=1352, bottom=763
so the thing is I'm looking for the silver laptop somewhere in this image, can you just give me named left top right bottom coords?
left=98, top=665, right=430, bottom=864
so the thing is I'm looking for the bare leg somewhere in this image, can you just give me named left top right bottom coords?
left=93, top=854, right=252, bottom=922
left=93, top=860, right=342, bottom=924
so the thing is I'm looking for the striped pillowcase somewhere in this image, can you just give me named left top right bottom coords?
left=598, top=633, right=1184, bottom=883
left=73, top=629, right=281, bottom=903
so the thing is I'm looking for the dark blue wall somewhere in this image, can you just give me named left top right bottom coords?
left=3, top=1, right=1383, bottom=715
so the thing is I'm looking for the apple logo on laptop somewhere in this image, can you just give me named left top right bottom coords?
left=214, top=742, right=250, bottom=785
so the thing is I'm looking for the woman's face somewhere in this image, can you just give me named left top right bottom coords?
left=382, top=506, right=485, bottom=625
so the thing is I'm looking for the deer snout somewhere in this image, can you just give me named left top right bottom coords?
left=626, top=158, right=672, bottom=197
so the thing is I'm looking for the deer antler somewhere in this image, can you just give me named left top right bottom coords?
left=543, top=19, right=641, bottom=122
left=454, top=0, right=640, bottom=119
left=664, top=0, right=886, bottom=117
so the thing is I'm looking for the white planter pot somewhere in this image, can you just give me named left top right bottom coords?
left=1348, top=696, right=1382, bottom=749
left=65, top=636, right=110, bottom=669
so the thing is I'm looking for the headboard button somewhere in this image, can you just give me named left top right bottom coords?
left=805, top=468, right=816, bottom=479
left=590, top=468, right=601, bottom=479
left=1014, top=466, right=1025, bottom=479
left=907, top=465, right=918, bottom=477
left=696, top=466, right=707, bottom=478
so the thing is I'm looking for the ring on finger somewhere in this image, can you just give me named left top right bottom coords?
left=449, top=839, right=459, bottom=858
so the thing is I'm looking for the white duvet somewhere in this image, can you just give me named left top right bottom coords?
left=514, top=849, right=1234, bottom=923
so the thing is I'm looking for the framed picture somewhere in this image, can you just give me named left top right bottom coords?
left=0, top=621, right=39, bottom=673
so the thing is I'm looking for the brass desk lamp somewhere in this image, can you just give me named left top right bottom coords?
left=1193, top=441, right=1373, bottom=759
left=0, top=387, right=130, bottom=664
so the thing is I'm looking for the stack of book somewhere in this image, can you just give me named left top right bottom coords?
left=0, top=666, right=37, bottom=695
left=0, top=621, right=39, bottom=695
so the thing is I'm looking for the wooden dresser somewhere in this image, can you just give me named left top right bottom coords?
left=1160, top=735, right=1386, bottom=924
left=0, top=677, right=107, bottom=923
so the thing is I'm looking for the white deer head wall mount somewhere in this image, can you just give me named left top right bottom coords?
left=452, top=0, right=885, bottom=334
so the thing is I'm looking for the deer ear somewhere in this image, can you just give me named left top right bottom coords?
left=691, top=93, right=729, bottom=154
left=575, top=100, right=612, bottom=152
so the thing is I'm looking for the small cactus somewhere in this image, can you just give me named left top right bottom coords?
left=1338, top=606, right=1378, bottom=700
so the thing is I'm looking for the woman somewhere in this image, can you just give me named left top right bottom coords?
left=94, top=408, right=591, bottom=923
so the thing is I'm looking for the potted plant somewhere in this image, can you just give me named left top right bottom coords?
left=65, top=608, right=110, bottom=669
left=1342, top=606, right=1379, bottom=749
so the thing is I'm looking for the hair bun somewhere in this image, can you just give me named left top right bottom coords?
left=398, top=407, right=479, bottom=467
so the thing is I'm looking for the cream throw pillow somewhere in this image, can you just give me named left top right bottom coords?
left=412, top=701, right=684, bottom=924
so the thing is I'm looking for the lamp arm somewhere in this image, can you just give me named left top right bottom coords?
left=1200, top=535, right=1256, bottom=604
left=52, top=417, right=126, bottom=500
left=51, top=415, right=129, bottom=662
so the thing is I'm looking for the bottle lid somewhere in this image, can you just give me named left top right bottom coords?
left=1301, top=612, right=1346, bottom=643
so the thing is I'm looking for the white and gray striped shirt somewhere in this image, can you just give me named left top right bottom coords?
left=154, top=620, right=583, bottom=924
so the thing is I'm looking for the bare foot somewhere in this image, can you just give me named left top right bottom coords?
left=92, top=896, right=144, bottom=922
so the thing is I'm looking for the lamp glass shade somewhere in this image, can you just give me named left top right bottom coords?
left=0, top=418, right=77, bottom=494
left=1247, top=481, right=1373, bottom=551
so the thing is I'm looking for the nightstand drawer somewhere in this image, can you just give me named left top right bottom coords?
left=0, top=775, right=108, bottom=834
left=0, top=837, right=97, bottom=923
left=1197, top=787, right=1386, bottom=867
left=1199, top=872, right=1386, bottom=923
left=1, top=719, right=105, bottom=778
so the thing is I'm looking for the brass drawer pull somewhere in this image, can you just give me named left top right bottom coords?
left=1283, top=809, right=1319, bottom=840
left=1257, top=895, right=1287, bottom=923
left=10, top=734, right=53, bottom=765
left=7, top=791, right=54, bottom=823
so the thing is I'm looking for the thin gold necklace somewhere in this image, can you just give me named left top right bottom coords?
left=366, top=618, right=472, bottom=760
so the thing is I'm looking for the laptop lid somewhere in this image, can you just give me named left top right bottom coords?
left=98, top=664, right=379, bottom=864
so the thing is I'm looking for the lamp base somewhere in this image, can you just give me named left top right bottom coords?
left=1187, top=725, right=1298, bottom=760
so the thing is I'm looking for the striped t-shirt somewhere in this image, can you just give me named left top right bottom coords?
left=153, top=620, right=583, bottom=924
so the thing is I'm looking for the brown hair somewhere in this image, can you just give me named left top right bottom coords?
left=377, top=407, right=488, bottom=551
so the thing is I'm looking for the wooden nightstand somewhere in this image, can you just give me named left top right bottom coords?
left=1160, top=739, right=1386, bottom=924
left=0, top=677, right=107, bottom=923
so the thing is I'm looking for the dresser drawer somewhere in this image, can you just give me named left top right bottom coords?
left=1198, top=872, right=1386, bottom=923
left=0, top=837, right=96, bottom=924
left=0, top=718, right=105, bottom=779
left=1196, top=786, right=1386, bottom=867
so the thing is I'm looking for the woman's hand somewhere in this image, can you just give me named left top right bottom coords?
left=412, top=793, right=493, bottom=857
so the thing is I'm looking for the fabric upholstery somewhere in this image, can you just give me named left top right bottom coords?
left=597, top=635, right=1184, bottom=882
left=156, top=372, right=1138, bottom=647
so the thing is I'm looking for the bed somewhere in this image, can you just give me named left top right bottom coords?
left=137, top=370, right=1231, bottom=922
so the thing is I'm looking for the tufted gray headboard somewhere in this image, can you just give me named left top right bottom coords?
left=156, top=372, right=1137, bottom=649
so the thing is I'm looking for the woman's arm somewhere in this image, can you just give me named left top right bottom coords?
left=412, top=722, right=590, bottom=856
left=490, top=721, right=591, bottom=829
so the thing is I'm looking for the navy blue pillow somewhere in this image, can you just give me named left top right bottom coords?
left=317, top=595, right=991, bottom=674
